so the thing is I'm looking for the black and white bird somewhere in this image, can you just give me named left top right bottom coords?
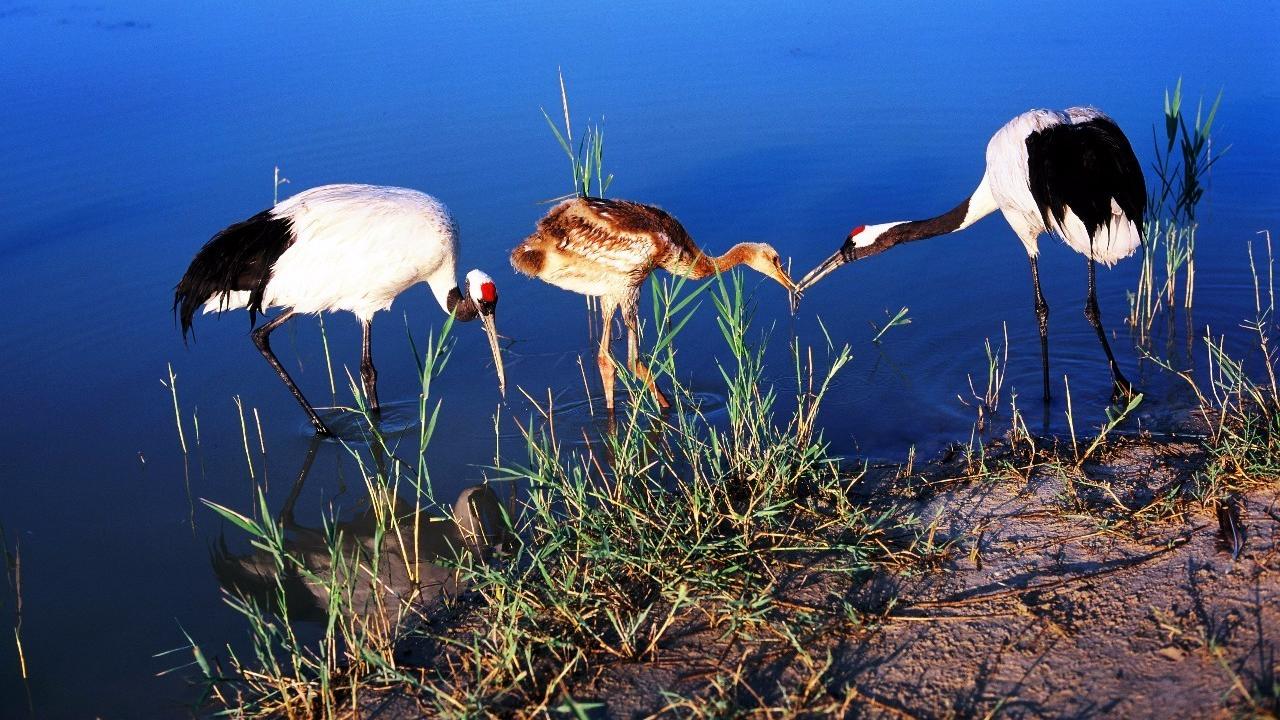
left=175, top=184, right=506, bottom=435
left=796, top=108, right=1145, bottom=402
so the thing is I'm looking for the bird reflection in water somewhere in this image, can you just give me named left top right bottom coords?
left=210, top=439, right=514, bottom=622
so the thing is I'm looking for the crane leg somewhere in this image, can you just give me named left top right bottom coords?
left=1029, top=256, right=1051, bottom=403
left=624, top=303, right=670, bottom=409
left=279, top=436, right=322, bottom=527
left=360, top=318, right=380, bottom=412
left=598, top=298, right=618, bottom=411
left=252, top=310, right=332, bottom=435
left=1084, top=255, right=1134, bottom=402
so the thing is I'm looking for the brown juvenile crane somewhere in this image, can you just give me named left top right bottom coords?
left=511, top=197, right=796, bottom=410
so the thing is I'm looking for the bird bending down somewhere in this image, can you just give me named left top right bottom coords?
left=511, top=197, right=796, bottom=410
left=175, top=184, right=505, bottom=435
left=796, top=108, right=1145, bottom=402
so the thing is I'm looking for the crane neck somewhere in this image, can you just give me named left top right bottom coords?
left=795, top=175, right=998, bottom=292
left=690, top=243, right=766, bottom=278
left=848, top=173, right=998, bottom=259
left=445, top=288, right=480, bottom=322
left=889, top=198, right=973, bottom=243
left=686, top=242, right=794, bottom=292
left=426, top=271, right=479, bottom=322
left=895, top=172, right=996, bottom=240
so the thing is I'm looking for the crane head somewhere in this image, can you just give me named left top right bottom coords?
left=795, top=223, right=900, bottom=295
left=464, top=269, right=506, bottom=397
left=733, top=242, right=799, bottom=312
left=741, top=243, right=797, bottom=294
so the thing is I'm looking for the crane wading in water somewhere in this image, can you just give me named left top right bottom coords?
left=511, top=197, right=796, bottom=410
left=796, top=108, right=1146, bottom=403
left=175, top=184, right=506, bottom=436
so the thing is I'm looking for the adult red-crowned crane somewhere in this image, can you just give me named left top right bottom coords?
left=175, top=184, right=506, bottom=436
left=510, top=197, right=796, bottom=410
left=796, top=108, right=1145, bottom=403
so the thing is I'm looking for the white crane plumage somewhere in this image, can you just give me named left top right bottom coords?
left=175, top=184, right=506, bottom=435
left=797, top=108, right=1146, bottom=402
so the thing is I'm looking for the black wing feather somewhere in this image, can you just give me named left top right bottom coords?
left=173, top=210, right=294, bottom=339
left=1025, top=117, right=1146, bottom=238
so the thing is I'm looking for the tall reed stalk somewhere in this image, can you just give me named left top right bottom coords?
left=1128, top=78, right=1227, bottom=343
left=541, top=69, right=612, bottom=200
left=1141, top=230, right=1280, bottom=507
left=541, top=70, right=613, bottom=324
left=176, top=316, right=470, bottom=719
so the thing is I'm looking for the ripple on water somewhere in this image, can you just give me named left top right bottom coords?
left=299, top=389, right=732, bottom=447
left=307, top=400, right=431, bottom=443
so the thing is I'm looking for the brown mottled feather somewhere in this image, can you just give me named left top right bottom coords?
left=510, top=197, right=793, bottom=411
left=510, top=197, right=709, bottom=297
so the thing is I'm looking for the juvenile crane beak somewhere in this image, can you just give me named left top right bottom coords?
left=480, top=312, right=505, bottom=397
left=757, top=254, right=798, bottom=294
left=768, top=258, right=798, bottom=312
left=772, top=266, right=801, bottom=315
left=770, top=264, right=798, bottom=295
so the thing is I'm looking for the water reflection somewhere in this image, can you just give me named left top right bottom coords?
left=311, top=399, right=432, bottom=443
left=1, top=0, right=1275, bottom=714
left=210, top=439, right=513, bottom=622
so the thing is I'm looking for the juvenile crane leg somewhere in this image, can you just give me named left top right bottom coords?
left=360, top=318, right=380, bottom=412
left=252, top=310, right=332, bottom=435
left=1084, top=254, right=1134, bottom=401
left=624, top=303, right=669, bottom=409
left=598, top=298, right=618, bottom=411
left=1029, top=256, right=1051, bottom=403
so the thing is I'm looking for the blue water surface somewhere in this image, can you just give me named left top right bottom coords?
left=0, top=1, right=1277, bottom=716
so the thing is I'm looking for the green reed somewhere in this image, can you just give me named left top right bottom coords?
left=1128, top=78, right=1228, bottom=342
left=541, top=68, right=613, bottom=200
left=175, top=314, right=466, bottom=719
left=406, top=271, right=908, bottom=715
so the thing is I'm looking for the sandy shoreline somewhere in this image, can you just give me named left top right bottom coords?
left=361, top=429, right=1279, bottom=718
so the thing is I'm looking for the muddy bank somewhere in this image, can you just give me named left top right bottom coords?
left=370, top=432, right=1279, bottom=719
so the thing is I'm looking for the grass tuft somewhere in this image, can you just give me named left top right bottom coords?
left=406, top=272, right=909, bottom=714
left=1128, top=78, right=1229, bottom=342
left=541, top=69, right=612, bottom=200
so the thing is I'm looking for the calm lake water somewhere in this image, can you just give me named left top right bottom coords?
left=1, top=1, right=1278, bottom=716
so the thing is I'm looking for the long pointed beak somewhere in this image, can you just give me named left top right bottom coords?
left=480, top=313, right=505, bottom=397
left=765, top=263, right=801, bottom=315
left=795, top=250, right=848, bottom=295
left=765, top=261, right=798, bottom=311
left=770, top=264, right=798, bottom=295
